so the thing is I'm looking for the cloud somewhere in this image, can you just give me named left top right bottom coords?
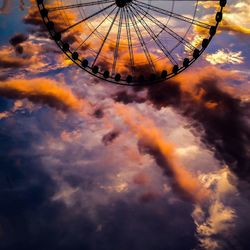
left=193, top=0, right=250, bottom=50
left=205, top=49, right=244, bottom=65
left=133, top=172, right=151, bottom=186
left=194, top=201, right=236, bottom=249
left=0, top=46, right=33, bottom=69
left=193, top=167, right=238, bottom=249
left=0, top=101, right=198, bottom=250
left=0, top=0, right=25, bottom=14
left=102, top=130, right=120, bottom=145
left=19, top=0, right=24, bottom=10
left=0, top=34, right=73, bottom=80
left=0, top=0, right=11, bottom=14
left=0, top=111, right=11, bottom=119
left=23, top=0, right=82, bottom=43
left=9, top=33, right=28, bottom=47
left=93, top=108, right=104, bottom=119
left=0, top=78, right=82, bottom=112
left=196, top=0, right=250, bottom=36
left=222, top=1, right=250, bottom=35
left=115, top=103, right=209, bottom=204
left=113, top=68, right=250, bottom=180
left=139, top=191, right=159, bottom=203
left=113, top=90, right=146, bottom=104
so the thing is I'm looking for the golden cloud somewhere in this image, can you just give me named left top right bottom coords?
left=222, top=1, right=250, bottom=35
left=0, top=78, right=82, bottom=112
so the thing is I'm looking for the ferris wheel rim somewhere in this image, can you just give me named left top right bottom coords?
left=36, top=0, right=227, bottom=86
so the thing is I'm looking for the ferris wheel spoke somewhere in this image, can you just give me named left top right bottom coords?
left=112, top=9, right=124, bottom=75
left=129, top=5, right=177, bottom=65
left=124, top=7, right=135, bottom=73
left=126, top=7, right=156, bottom=73
left=92, top=8, right=120, bottom=67
left=133, top=3, right=196, bottom=51
left=134, top=0, right=211, bottom=29
left=74, top=6, right=117, bottom=53
left=60, top=3, right=115, bottom=33
left=48, top=0, right=113, bottom=12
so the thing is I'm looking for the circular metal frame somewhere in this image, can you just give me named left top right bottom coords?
left=37, top=0, right=227, bottom=86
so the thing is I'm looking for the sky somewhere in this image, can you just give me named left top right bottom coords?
left=0, top=0, right=250, bottom=250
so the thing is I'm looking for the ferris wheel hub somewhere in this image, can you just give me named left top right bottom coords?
left=115, top=0, right=132, bottom=8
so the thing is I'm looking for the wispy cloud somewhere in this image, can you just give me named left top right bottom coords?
left=205, top=49, right=244, bottom=65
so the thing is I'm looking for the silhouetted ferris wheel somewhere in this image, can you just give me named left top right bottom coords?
left=37, top=0, right=226, bottom=85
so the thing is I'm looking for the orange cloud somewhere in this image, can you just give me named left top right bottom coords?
left=115, top=104, right=210, bottom=203
left=0, top=46, right=34, bottom=69
left=0, top=78, right=82, bottom=112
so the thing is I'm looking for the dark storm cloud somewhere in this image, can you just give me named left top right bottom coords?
left=145, top=80, right=250, bottom=180
left=23, top=4, right=47, bottom=34
left=139, top=191, right=159, bottom=203
left=0, top=57, right=27, bottom=69
left=0, top=120, right=92, bottom=250
left=93, top=108, right=104, bottom=119
left=9, top=33, right=28, bottom=47
left=15, top=45, right=24, bottom=54
left=113, top=90, right=146, bottom=104
left=102, top=130, right=120, bottom=145
left=113, top=77, right=250, bottom=179
left=185, top=80, right=250, bottom=179
left=146, top=80, right=182, bottom=107
left=95, top=199, right=196, bottom=250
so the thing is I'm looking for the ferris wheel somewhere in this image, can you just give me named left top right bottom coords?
left=37, top=0, right=226, bottom=85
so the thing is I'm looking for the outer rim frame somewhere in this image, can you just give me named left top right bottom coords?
left=36, top=0, right=226, bottom=86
